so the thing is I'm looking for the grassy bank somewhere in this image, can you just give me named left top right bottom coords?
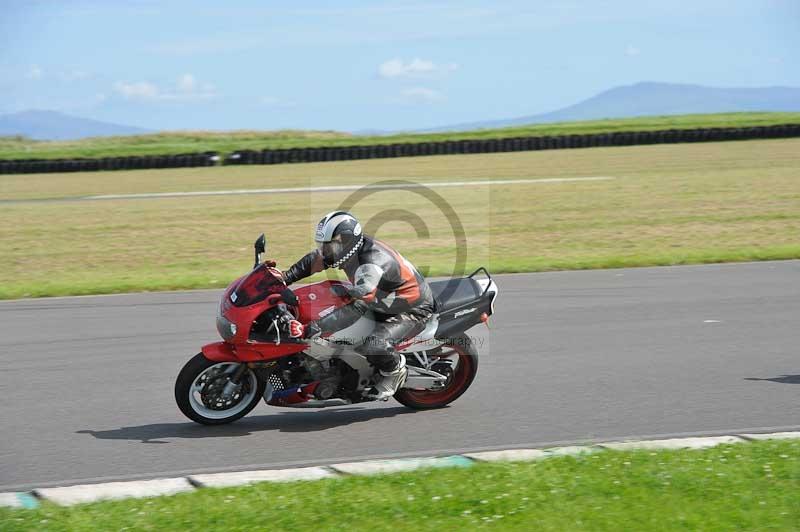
left=0, top=138, right=798, bottom=299
left=2, top=439, right=798, bottom=531
left=1, top=112, right=799, bottom=160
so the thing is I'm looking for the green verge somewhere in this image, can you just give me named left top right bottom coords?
left=1, top=138, right=799, bottom=300
left=1, top=112, right=799, bottom=160
left=2, top=247, right=800, bottom=300
left=2, top=440, right=798, bottom=531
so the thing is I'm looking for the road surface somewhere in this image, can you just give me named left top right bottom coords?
left=1, top=261, right=798, bottom=491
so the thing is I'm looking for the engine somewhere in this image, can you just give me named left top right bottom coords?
left=258, top=352, right=360, bottom=407
left=299, top=354, right=341, bottom=399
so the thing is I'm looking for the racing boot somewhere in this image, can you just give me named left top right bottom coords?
left=368, top=354, right=408, bottom=401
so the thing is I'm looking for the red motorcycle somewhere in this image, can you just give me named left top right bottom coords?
left=175, top=234, right=498, bottom=425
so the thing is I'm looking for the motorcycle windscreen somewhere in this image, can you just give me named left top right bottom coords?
left=230, top=264, right=286, bottom=307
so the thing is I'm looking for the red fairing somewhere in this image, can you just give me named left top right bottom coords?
left=230, top=265, right=286, bottom=306
left=202, top=341, right=305, bottom=362
left=267, top=381, right=320, bottom=406
left=212, top=266, right=351, bottom=362
left=218, top=265, right=289, bottom=344
left=202, top=342, right=238, bottom=362
left=293, top=280, right=352, bottom=323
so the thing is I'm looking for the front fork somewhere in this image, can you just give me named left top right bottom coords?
left=220, top=364, right=248, bottom=399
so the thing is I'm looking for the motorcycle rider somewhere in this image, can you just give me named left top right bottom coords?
left=282, top=211, right=435, bottom=400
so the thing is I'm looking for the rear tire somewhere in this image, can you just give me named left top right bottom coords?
left=175, top=353, right=265, bottom=425
left=394, top=333, right=479, bottom=409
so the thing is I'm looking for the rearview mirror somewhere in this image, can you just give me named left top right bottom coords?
left=254, top=233, right=266, bottom=268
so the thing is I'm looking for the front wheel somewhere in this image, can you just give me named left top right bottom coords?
left=395, top=333, right=479, bottom=409
left=175, top=353, right=265, bottom=425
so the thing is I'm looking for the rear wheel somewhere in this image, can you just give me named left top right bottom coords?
left=175, top=353, right=265, bottom=425
left=394, top=333, right=479, bottom=409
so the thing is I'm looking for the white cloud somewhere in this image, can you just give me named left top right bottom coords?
left=113, top=74, right=216, bottom=101
left=625, top=45, right=641, bottom=57
left=378, top=58, right=458, bottom=79
left=401, top=87, right=444, bottom=103
left=177, top=73, right=195, bottom=92
left=26, top=65, right=43, bottom=80
left=114, top=80, right=160, bottom=100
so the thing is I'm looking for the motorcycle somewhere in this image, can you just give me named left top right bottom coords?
left=175, top=234, right=498, bottom=425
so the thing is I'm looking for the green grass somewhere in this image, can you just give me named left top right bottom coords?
left=1, top=112, right=799, bottom=160
left=1, top=138, right=798, bottom=299
left=2, top=440, right=798, bottom=531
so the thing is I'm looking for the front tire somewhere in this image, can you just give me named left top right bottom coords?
left=395, top=333, right=479, bottom=409
left=175, top=353, right=265, bottom=425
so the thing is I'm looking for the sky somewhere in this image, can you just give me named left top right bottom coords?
left=1, top=0, right=797, bottom=132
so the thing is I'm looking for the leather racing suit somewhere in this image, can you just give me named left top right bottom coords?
left=283, top=236, right=435, bottom=372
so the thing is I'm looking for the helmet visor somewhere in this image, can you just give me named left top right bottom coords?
left=318, top=238, right=343, bottom=263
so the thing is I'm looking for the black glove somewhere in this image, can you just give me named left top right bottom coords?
left=329, top=284, right=351, bottom=298
left=284, top=250, right=324, bottom=286
left=303, top=321, right=322, bottom=339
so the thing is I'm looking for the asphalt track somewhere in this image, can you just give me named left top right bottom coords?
left=1, top=261, right=798, bottom=491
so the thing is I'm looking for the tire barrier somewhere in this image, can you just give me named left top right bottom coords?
left=0, top=151, right=219, bottom=175
left=2, top=124, right=799, bottom=174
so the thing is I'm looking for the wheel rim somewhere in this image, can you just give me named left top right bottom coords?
left=188, top=362, right=258, bottom=420
left=402, top=345, right=474, bottom=405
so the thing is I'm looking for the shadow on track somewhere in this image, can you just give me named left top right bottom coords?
left=76, top=406, right=419, bottom=444
left=744, top=374, right=800, bottom=384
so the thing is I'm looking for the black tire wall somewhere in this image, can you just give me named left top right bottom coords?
left=2, top=124, right=799, bottom=174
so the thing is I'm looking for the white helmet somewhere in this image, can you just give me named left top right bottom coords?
left=315, top=211, right=363, bottom=268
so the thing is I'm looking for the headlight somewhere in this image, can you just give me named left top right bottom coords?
left=216, top=315, right=237, bottom=341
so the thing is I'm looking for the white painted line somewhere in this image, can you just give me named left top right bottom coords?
left=85, top=177, right=615, bottom=200
left=0, top=492, right=26, bottom=508
left=740, top=431, right=800, bottom=441
left=463, top=449, right=549, bottom=462
left=4, top=430, right=799, bottom=509
left=329, top=455, right=472, bottom=476
left=545, top=445, right=599, bottom=456
left=189, top=466, right=335, bottom=488
left=703, top=319, right=722, bottom=323
left=600, top=435, right=743, bottom=451
left=34, top=478, right=194, bottom=506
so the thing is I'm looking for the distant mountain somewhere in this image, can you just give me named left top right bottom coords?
left=425, top=82, right=800, bottom=132
left=0, top=110, right=149, bottom=140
